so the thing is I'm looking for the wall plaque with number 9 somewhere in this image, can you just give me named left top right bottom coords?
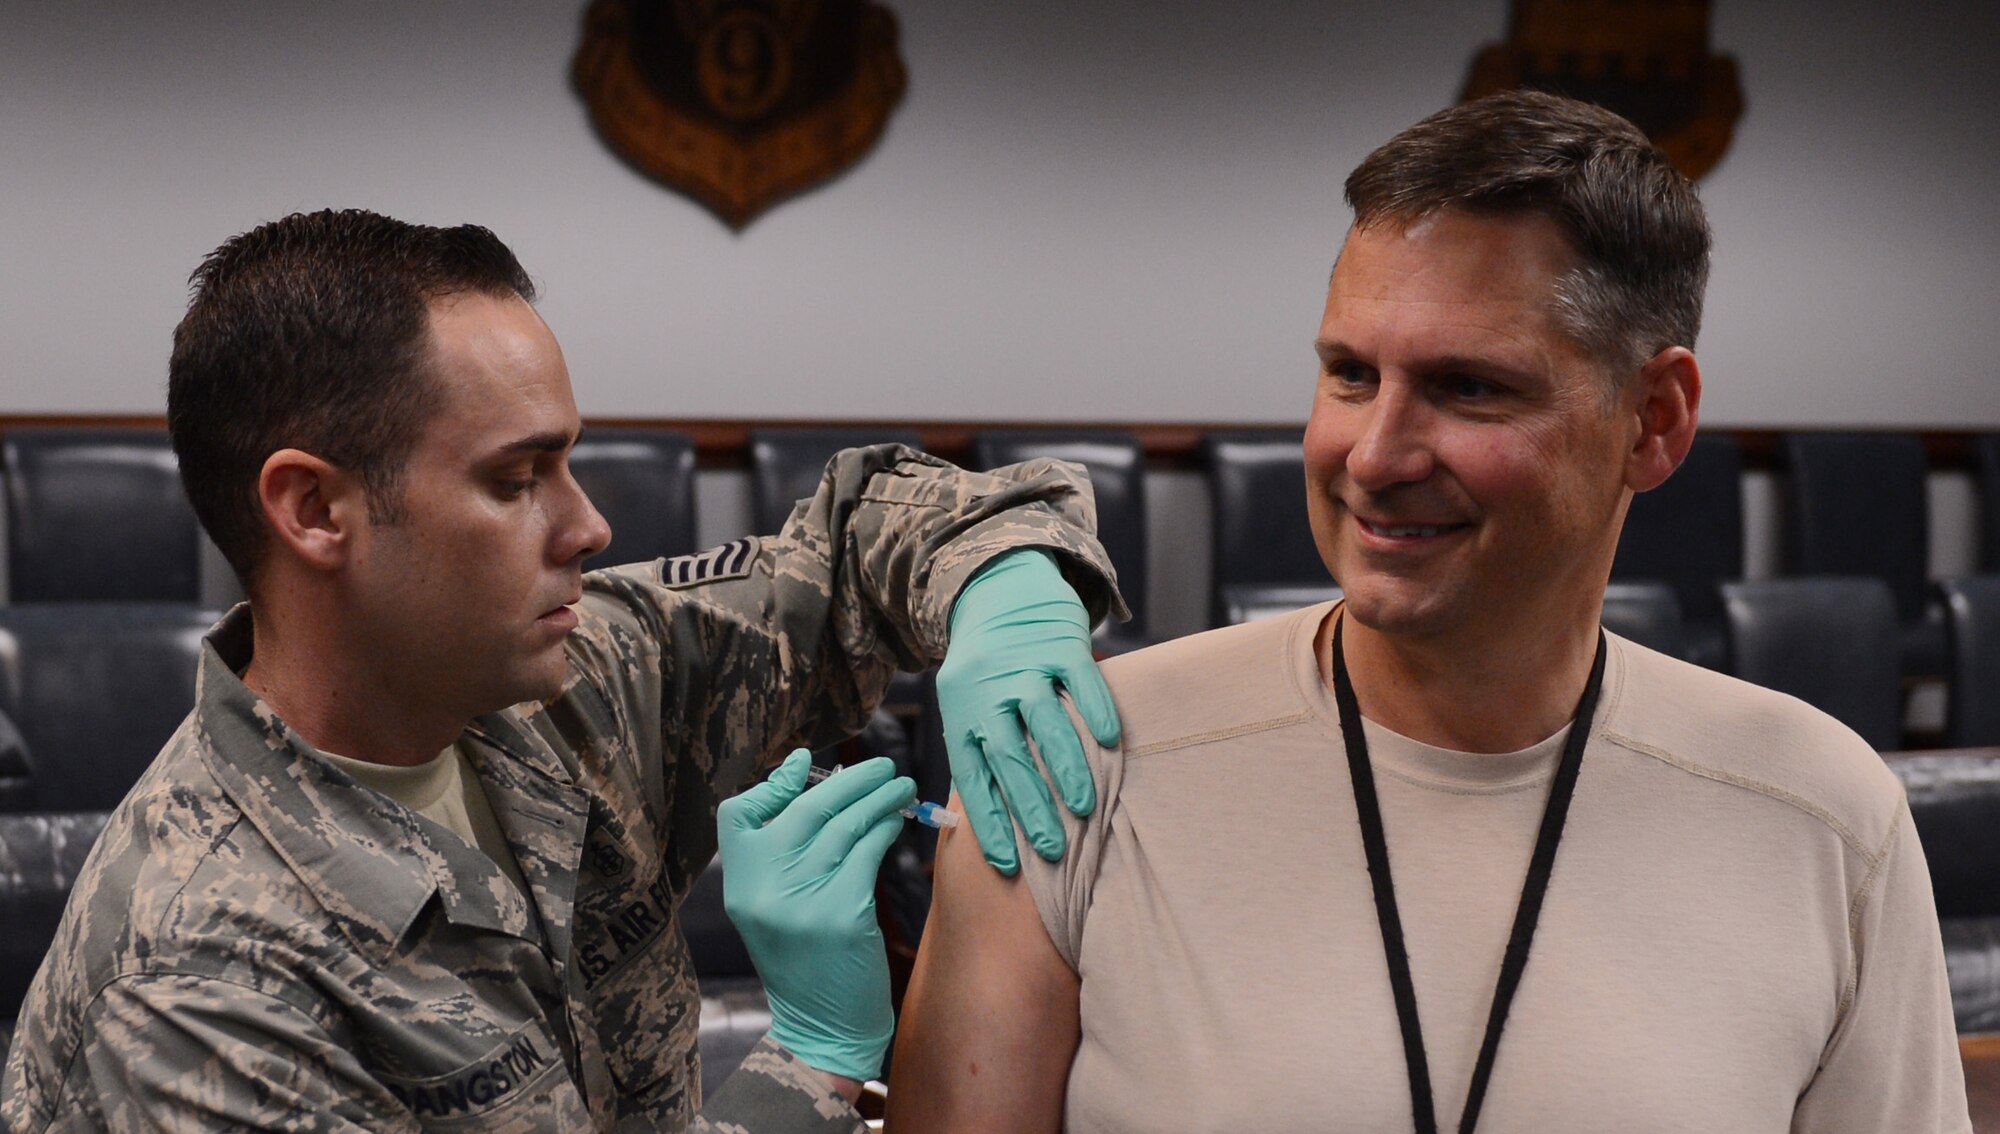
left=574, top=0, right=908, bottom=229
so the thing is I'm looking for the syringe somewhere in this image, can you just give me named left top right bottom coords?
left=805, top=763, right=962, bottom=829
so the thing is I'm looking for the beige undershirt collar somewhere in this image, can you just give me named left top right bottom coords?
left=319, top=743, right=534, bottom=903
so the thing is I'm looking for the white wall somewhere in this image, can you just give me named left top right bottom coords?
left=4, top=0, right=1997, bottom=426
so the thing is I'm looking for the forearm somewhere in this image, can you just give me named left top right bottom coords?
left=793, top=445, right=1126, bottom=669
left=584, top=446, right=1125, bottom=783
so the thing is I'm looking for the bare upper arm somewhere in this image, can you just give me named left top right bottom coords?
left=885, top=793, right=1080, bottom=1133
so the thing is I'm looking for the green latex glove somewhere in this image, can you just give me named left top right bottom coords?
left=716, top=750, right=913, bottom=1080
left=937, top=548, right=1122, bottom=875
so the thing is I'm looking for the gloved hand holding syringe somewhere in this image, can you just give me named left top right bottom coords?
left=807, top=763, right=961, bottom=829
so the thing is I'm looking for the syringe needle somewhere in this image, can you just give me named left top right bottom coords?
left=803, top=763, right=962, bottom=829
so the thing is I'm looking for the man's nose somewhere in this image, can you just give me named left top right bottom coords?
left=1344, top=384, right=1435, bottom=491
left=555, top=470, right=613, bottom=565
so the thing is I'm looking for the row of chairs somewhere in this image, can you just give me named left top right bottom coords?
left=1662, top=575, right=2000, bottom=753
left=0, top=427, right=706, bottom=605
left=13, top=427, right=2000, bottom=653
left=4, top=424, right=2000, bottom=808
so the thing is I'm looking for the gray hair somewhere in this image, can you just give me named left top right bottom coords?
left=1344, top=90, right=1711, bottom=395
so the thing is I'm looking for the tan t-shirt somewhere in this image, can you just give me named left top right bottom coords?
left=1020, top=602, right=1969, bottom=1133
left=320, top=743, right=534, bottom=906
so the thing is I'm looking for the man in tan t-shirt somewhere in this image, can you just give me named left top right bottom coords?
left=888, top=91, right=1971, bottom=1132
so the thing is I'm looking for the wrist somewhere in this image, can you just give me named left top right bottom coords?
left=766, top=1015, right=891, bottom=1083
left=950, top=548, right=1064, bottom=631
left=818, top=1070, right=865, bottom=1105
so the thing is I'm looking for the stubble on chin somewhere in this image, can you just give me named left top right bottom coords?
left=1337, top=574, right=1466, bottom=644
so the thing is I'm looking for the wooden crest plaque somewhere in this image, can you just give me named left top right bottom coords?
left=573, top=0, right=907, bottom=228
left=1462, top=0, right=1743, bottom=179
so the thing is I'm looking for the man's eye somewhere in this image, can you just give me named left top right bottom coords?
left=1327, top=361, right=1373, bottom=387
left=1447, top=374, right=1500, bottom=399
left=495, top=478, right=535, bottom=498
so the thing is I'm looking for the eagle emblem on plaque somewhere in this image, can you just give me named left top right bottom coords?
left=573, top=0, right=907, bottom=228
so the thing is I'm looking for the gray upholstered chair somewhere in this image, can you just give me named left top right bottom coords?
left=1781, top=433, right=1941, bottom=677
left=569, top=428, right=698, bottom=571
left=0, top=604, right=215, bottom=812
left=1610, top=432, right=1742, bottom=668
left=972, top=429, right=1150, bottom=649
left=1201, top=430, right=1329, bottom=628
left=1937, top=576, right=2000, bottom=748
left=2, top=428, right=200, bottom=602
left=1719, top=577, right=1902, bottom=751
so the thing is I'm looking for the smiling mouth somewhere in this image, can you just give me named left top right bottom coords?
left=1358, top=518, right=1471, bottom=539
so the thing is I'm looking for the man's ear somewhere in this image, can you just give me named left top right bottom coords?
left=1624, top=347, right=1702, bottom=493
left=257, top=449, right=365, bottom=572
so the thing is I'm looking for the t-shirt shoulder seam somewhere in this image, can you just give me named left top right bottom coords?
left=1834, top=806, right=1906, bottom=1023
left=1600, top=728, right=1882, bottom=864
left=1125, top=711, right=1317, bottom=759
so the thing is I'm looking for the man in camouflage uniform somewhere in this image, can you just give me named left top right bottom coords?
left=1, top=210, right=1126, bottom=1131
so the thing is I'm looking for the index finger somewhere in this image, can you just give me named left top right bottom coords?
left=717, top=748, right=811, bottom=833
left=948, top=730, right=1021, bottom=877
left=766, top=756, right=898, bottom=845
left=1060, top=660, right=1122, bottom=748
left=1021, top=694, right=1095, bottom=818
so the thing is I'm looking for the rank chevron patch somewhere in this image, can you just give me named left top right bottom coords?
left=661, top=537, right=760, bottom=587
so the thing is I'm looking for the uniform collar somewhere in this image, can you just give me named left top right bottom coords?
left=462, top=711, right=590, bottom=967
left=192, top=606, right=587, bottom=960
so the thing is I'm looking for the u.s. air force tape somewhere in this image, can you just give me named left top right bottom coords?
left=661, top=536, right=759, bottom=587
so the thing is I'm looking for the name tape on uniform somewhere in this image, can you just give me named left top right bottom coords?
left=379, top=1028, right=553, bottom=1118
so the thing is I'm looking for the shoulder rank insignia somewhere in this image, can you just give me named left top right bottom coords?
left=661, top=536, right=760, bottom=587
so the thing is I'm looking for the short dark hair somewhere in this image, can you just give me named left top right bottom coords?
left=1343, top=90, right=1711, bottom=386
left=167, top=208, right=536, bottom=590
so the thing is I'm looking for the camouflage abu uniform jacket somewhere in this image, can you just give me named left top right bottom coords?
left=2, top=446, right=1124, bottom=1134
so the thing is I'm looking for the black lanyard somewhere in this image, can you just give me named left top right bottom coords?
left=1330, top=614, right=1607, bottom=1134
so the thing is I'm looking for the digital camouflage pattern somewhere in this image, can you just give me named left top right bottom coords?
left=1, top=445, right=1123, bottom=1133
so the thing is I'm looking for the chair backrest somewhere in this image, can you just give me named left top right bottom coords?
left=1600, top=580, right=1686, bottom=660
left=1611, top=432, right=1743, bottom=622
left=1201, top=430, right=1327, bottom=628
left=748, top=428, right=924, bottom=535
left=0, top=810, right=112, bottom=1019
left=568, top=428, right=698, bottom=571
left=0, top=605, right=215, bottom=812
left=1888, top=753, right=2000, bottom=919
left=0, top=709, right=32, bottom=812
left=3, top=428, right=200, bottom=602
left=1937, top=576, right=2000, bottom=748
left=1781, top=433, right=1930, bottom=621
left=971, top=430, right=1148, bottom=636
left=1719, top=577, right=1902, bottom=750
left=1973, top=435, right=2000, bottom=574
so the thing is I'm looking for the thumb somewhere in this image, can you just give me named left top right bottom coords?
left=719, top=748, right=812, bottom=833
